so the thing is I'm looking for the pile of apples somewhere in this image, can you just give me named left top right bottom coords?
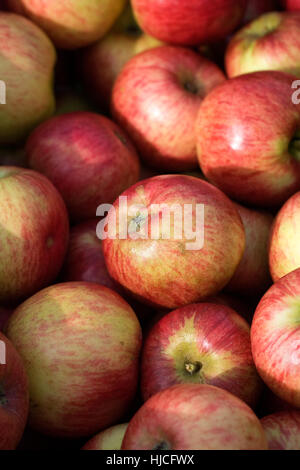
left=1, top=0, right=300, bottom=451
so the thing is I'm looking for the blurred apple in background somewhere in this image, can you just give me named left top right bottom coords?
left=269, top=191, right=300, bottom=281
left=0, top=13, right=55, bottom=145
left=6, top=282, right=142, bottom=438
left=226, top=204, right=273, bottom=296
left=261, top=411, right=300, bottom=449
left=131, top=0, right=247, bottom=45
left=27, top=112, right=140, bottom=222
left=112, top=46, right=226, bottom=171
left=141, top=303, right=261, bottom=407
left=61, top=219, right=122, bottom=294
left=4, top=0, right=127, bottom=49
left=226, top=12, right=300, bottom=78
left=282, top=0, right=300, bottom=10
left=196, top=71, right=300, bottom=208
left=82, top=423, right=128, bottom=450
left=122, top=384, right=267, bottom=450
left=103, top=175, right=245, bottom=309
left=0, top=332, right=29, bottom=450
left=0, top=167, right=69, bottom=306
left=251, top=268, right=300, bottom=408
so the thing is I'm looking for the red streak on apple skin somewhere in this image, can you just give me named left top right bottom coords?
left=103, top=174, right=245, bottom=310
left=6, top=282, right=142, bottom=438
left=141, top=303, right=261, bottom=407
left=0, top=332, right=29, bottom=450
left=112, top=46, right=226, bottom=171
left=261, top=411, right=300, bottom=449
left=132, top=0, right=247, bottom=45
left=122, top=384, right=267, bottom=450
left=196, top=71, right=300, bottom=208
left=283, top=0, right=300, bottom=11
left=251, top=268, right=300, bottom=408
left=27, top=112, right=140, bottom=222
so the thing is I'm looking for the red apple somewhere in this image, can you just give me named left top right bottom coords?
left=0, top=331, right=29, bottom=450
left=226, top=12, right=300, bottom=78
left=112, top=46, right=226, bottom=171
left=6, top=282, right=142, bottom=438
left=5, top=0, right=127, bottom=49
left=261, top=411, right=300, bottom=449
left=0, top=13, right=55, bottom=145
left=131, top=0, right=247, bottom=46
left=27, top=112, right=140, bottom=222
left=61, top=219, right=121, bottom=293
left=0, top=167, right=69, bottom=306
left=282, top=0, right=300, bottom=11
left=141, top=303, right=262, bottom=407
left=251, top=268, right=300, bottom=408
left=243, top=0, right=280, bottom=25
left=226, top=203, right=273, bottom=296
left=103, top=175, right=245, bottom=310
left=82, top=423, right=128, bottom=450
left=269, top=191, right=300, bottom=281
left=196, top=71, right=300, bottom=208
left=122, top=384, right=268, bottom=450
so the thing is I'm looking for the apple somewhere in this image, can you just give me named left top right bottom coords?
left=242, top=0, right=280, bottom=24
left=251, top=267, right=300, bottom=408
left=0, top=13, right=55, bottom=145
left=102, top=174, right=245, bottom=310
left=269, top=191, right=300, bottom=281
left=131, top=0, right=247, bottom=46
left=0, top=167, right=69, bottom=306
left=196, top=71, right=300, bottom=208
left=122, top=384, right=268, bottom=450
left=26, top=112, right=140, bottom=222
left=141, top=303, right=262, bottom=408
left=0, top=331, right=29, bottom=450
left=261, top=411, right=300, bottom=449
left=226, top=203, right=273, bottom=296
left=6, top=282, right=142, bottom=438
left=5, top=0, right=127, bottom=50
left=226, top=12, right=300, bottom=78
left=112, top=46, right=226, bottom=171
left=282, top=0, right=300, bottom=11
left=61, top=219, right=122, bottom=294
left=82, top=423, right=128, bottom=450
left=81, top=32, right=163, bottom=110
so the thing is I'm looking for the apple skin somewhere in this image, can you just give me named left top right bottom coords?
left=261, top=411, right=300, bottom=449
left=243, top=0, right=280, bottom=24
left=269, top=191, right=300, bottom=282
left=196, top=71, right=300, bottom=208
left=226, top=203, right=273, bottom=296
left=251, top=268, right=300, bottom=409
left=131, top=0, right=247, bottom=46
left=141, top=303, right=262, bottom=408
left=122, top=384, right=268, bottom=450
left=0, top=331, right=29, bottom=450
left=103, top=175, right=245, bottom=310
left=5, top=0, right=127, bottom=50
left=27, top=112, right=140, bottom=222
left=282, top=0, right=300, bottom=11
left=0, top=167, right=69, bottom=306
left=0, top=307, right=12, bottom=332
left=82, top=423, right=128, bottom=450
left=6, top=282, right=142, bottom=438
left=61, top=219, right=122, bottom=294
left=0, top=13, right=55, bottom=145
left=112, top=46, right=226, bottom=171
left=226, top=12, right=300, bottom=78
left=81, top=32, right=163, bottom=110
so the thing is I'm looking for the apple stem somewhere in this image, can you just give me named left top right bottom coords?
left=289, top=133, right=300, bottom=161
left=185, top=361, right=202, bottom=375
